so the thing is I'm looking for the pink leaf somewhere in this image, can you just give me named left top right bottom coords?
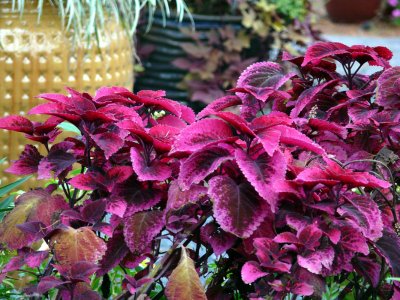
left=338, top=195, right=383, bottom=241
left=0, top=115, right=33, bottom=134
left=97, top=230, right=129, bottom=276
left=123, top=210, right=165, bottom=254
left=130, top=147, right=171, bottom=181
left=178, top=144, right=233, bottom=190
left=298, top=246, right=335, bottom=274
left=92, top=132, right=124, bottom=159
left=275, top=125, right=325, bottom=155
left=149, top=125, right=181, bottom=152
left=171, top=119, right=234, bottom=154
left=167, top=181, right=207, bottom=212
left=235, top=149, right=286, bottom=211
left=241, top=261, right=268, bottom=284
left=302, top=42, right=349, bottom=66
left=197, top=95, right=242, bottom=119
left=208, top=176, right=268, bottom=238
left=237, top=62, right=295, bottom=101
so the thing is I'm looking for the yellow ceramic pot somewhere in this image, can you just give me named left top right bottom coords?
left=0, top=1, right=134, bottom=185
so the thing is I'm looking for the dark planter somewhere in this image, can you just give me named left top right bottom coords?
left=134, top=12, right=242, bottom=103
left=326, top=0, right=382, bottom=23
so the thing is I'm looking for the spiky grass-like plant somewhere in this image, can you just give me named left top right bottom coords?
left=10, top=0, right=190, bottom=44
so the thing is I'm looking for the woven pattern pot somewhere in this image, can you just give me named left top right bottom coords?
left=0, top=1, right=134, bottom=185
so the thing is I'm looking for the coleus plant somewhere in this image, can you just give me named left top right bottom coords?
left=0, top=41, right=400, bottom=299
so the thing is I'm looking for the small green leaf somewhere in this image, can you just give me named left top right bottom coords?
left=57, top=121, right=81, bottom=135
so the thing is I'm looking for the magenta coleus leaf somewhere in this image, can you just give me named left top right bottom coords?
left=297, top=246, right=335, bottom=274
left=208, top=176, right=269, bottom=238
left=130, top=147, right=171, bottom=181
left=235, top=149, right=286, bottom=211
left=302, top=41, right=349, bottom=66
left=308, top=118, right=347, bottom=139
left=149, top=124, right=181, bottom=153
left=338, top=195, right=383, bottom=241
left=297, top=159, right=391, bottom=189
left=290, top=79, right=340, bottom=118
left=0, top=115, right=34, bottom=134
left=353, top=256, right=381, bottom=288
left=375, top=229, right=400, bottom=277
left=37, top=276, right=66, bottom=294
left=167, top=180, right=207, bottom=212
left=237, top=61, right=296, bottom=101
left=178, top=143, right=234, bottom=190
left=29, top=102, right=81, bottom=123
left=252, top=238, right=291, bottom=273
left=274, top=125, right=325, bottom=155
left=6, top=144, right=43, bottom=175
left=97, top=230, right=130, bottom=276
left=339, top=226, right=369, bottom=255
left=376, top=66, right=400, bottom=109
left=197, top=95, right=242, bottom=119
left=171, top=118, right=234, bottom=154
left=123, top=210, right=165, bottom=254
left=255, top=127, right=281, bottom=156
left=124, top=190, right=163, bottom=217
left=97, top=104, right=143, bottom=126
left=92, top=132, right=124, bottom=159
left=214, top=112, right=255, bottom=137
left=241, top=261, right=268, bottom=284
left=200, top=222, right=236, bottom=256
left=37, top=142, right=77, bottom=179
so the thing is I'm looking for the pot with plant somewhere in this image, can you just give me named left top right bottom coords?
left=0, top=0, right=189, bottom=186
left=134, top=0, right=318, bottom=111
left=325, top=0, right=383, bottom=23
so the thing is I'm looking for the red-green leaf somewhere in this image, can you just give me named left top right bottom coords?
left=123, top=210, right=164, bottom=254
left=0, top=190, right=68, bottom=249
left=49, top=227, right=106, bottom=266
left=165, top=247, right=207, bottom=300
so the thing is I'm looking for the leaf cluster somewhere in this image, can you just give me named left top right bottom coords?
left=0, top=41, right=400, bottom=299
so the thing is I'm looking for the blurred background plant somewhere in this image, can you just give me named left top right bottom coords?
left=386, top=0, right=400, bottom=25
left=135, top=0, right=319, bottom=109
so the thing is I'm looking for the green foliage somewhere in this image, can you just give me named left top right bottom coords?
left=270, top=0, right=308, bottom=21
left=0, top=175, right=31, bottom=221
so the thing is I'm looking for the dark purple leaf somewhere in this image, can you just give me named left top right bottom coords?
left=200, top=222, right=236, bottom=256
left=6, top=145, right=43, bottom=175
left=97, top=230, right=130, bottom=276
left=375, top=229, right=400, bottom=277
